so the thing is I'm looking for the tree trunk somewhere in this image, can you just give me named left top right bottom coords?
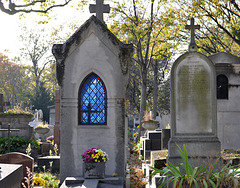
left=152, top=59, right=158, bottom=120
left=139, top=67, right=147, bottom=136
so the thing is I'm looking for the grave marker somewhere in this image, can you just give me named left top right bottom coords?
left=0, top=152, right=34, bottom=188
left=167, top=18, right=221, bottom=168
left=0, top=163, right=23, bottom=188
left=185, top=17, right=200, bottom=52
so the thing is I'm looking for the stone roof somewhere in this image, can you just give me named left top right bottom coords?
left=52, top=15, right=133, bottom=87
left=208, top=52, right=240, bottom=64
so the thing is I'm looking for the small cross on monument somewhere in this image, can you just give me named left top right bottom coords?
left=0, top=123, right=19, bottom=153
left=185, top=17, right=200, bottom=52
left=89, top=0, right=110, bottom=23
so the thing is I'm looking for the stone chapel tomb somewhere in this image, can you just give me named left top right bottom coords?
left=168, top=18, right=221, bottom=167
left=209, top=52, right=240, bottom=150
left=52, top=0, right=133, bottom=185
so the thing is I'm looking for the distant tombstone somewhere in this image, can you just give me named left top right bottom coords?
left=0, top=152, right=34, bottom=188
left=52, top=14, right=133, bottom=186
left=168, top=18, right=221, bottom=168
left=54, top=88, right=60, bottom=154
left=0, top=93, right=3, bottom=112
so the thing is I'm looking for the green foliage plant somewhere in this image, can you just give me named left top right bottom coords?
left=34, top=171, right=59, bottom=188
left=53, top=144, right=58, bottom=156
left=150, top=144, right=240, bottom=188
left=0, top=136, right=40, bottom=154
left=26, top=143, right=31, bottom=156
left=132, top=139, right=143, bottom=154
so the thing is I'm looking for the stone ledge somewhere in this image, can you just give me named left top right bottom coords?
left=61, top=176, right=124, bottom=188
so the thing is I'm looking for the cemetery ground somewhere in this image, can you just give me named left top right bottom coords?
left=128, top=132, right=240, bottom=188
left=1, top=134, right=240, bottom=187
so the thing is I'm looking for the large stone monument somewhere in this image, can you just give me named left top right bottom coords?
left=52, top=0, right=133, bottom=186
left=168, top=18, right=221, bottom=167
left=209, top=52, right=240, bottom=150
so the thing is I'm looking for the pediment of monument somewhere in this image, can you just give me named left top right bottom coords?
left=52, top=15, right=133, bottom=87
left=208, top=52, right=240, bottom=64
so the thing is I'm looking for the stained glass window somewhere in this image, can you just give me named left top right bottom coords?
left=78, top=73, right=107, bottom=125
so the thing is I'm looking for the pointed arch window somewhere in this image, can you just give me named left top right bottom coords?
left=78, top=73, right=107, bottom=125
left=217, top=74, right=228, bottom=100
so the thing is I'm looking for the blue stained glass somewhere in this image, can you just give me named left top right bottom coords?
left=78, top=73, right=107, bottom=125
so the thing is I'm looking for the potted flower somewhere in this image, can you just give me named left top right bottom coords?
left=34, top=123, right=50, bottom=135
left=81, top=147, right=109, bottom=179
left=142, top=111, right=159, bottom=131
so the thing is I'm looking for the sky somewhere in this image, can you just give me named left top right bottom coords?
left=0, top=1, right=106, bottom=60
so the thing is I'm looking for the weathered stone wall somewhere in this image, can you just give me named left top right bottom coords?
left=0, top=114, right=33, bottom=139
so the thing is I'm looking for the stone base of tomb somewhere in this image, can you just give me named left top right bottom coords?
left=60, top=176, right=124, bottom=188
left=167, top=136, right=222, bottom=169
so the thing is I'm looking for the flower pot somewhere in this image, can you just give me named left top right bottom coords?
left=34, top=127, right=50, bottom=134
left=83, top=162, right=105, bottom=179
left=142, top=120, right=159, bottom=131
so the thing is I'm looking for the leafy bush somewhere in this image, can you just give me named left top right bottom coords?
left=150, top=144, right=240, bottom=188
left=0, top=136, right=40, bottom=154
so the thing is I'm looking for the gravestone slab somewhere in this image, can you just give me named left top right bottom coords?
left=174, top=54, right=214, bottom=134
left=0, top=163, right=23, bottom=188
left=142, top=130, right=162, bottom=160
left=168, top=51, right=221, bottom=168
left=0, top=152, right=34, bottom=188
left=161, top=129, right=170, bottom=149
left=37, top=156, right=60, bottom=173
left=147, top=131, right=161, bottom=139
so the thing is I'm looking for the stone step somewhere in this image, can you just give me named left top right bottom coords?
left=83, top=179, right=99, bottom=188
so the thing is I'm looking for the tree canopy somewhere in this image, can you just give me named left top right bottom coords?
left=110, top=0, right=181, bottom=135
left=177, top=0, right=240, bottom=56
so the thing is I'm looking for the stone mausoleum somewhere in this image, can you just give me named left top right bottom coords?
left=52, top=11, right=133, bottom=186
left=209, top=52, right=240, bottom=150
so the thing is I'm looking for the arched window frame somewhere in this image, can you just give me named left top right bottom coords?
left=78, top=73, right=107, bottom=125
left=217, top=74, right=228, bottom=100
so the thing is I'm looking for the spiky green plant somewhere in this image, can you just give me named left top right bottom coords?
left=150, top=144, right=240, bottom=188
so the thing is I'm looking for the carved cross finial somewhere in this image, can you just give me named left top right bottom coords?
left=89, top=0, right=110, bottom=23
left=185, top=17, right=200, bottom=52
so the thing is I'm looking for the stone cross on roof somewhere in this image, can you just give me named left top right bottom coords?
left=89, top=0, right=110, bottom=23
left=185, top=17, right=200, bottom=52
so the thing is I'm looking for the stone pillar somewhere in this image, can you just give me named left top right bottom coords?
left=54, top=88, right=60, bottom=154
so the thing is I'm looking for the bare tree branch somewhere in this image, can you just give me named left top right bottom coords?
left=0, top=0, right=72, bottom=15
